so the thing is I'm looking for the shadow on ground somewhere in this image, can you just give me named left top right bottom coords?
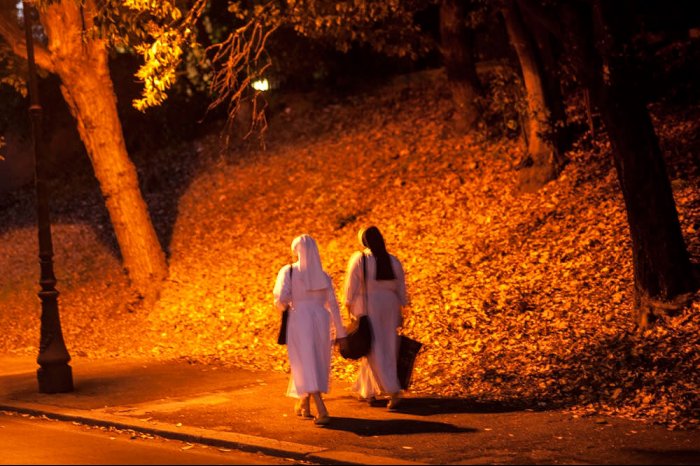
left=386, top=397, right=529, bottom=416
left=624, top=448, right=700, bottom=464
left=322, top=416, right=477, bottom=436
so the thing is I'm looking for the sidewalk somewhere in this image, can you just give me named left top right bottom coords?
left=1, top=356, right=698, bottom=465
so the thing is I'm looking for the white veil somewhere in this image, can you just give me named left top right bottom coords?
left=291, top=234, right=328, bottom=291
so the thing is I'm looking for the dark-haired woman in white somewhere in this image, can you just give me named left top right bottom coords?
left=273, top=234, right=346, bottom=425
left=343, top=226, right=408, bottom=411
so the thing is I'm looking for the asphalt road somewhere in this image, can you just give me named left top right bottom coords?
left=0, top=412, right=304, bottom=465
left=3, top=357, right=699, bottom=465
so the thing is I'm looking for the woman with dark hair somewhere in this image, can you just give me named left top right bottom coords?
left=343, top=226, right=408, bottom=410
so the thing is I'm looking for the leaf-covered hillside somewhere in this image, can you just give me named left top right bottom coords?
left=1, top=69, right=698, bottom=429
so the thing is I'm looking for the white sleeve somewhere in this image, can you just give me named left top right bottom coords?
left=343, top=252, right=363, bottom=308
left=393, top=255, right=408, bottom=307
left=325, top=275, right=347, bottom=338
left=273, top=265, right=292, bottom=311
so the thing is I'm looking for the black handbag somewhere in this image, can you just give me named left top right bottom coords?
left=338, top=314, right=372, bottom=360
left=338, top=254, right=373, bottom=359
left=397, top=334, right=422, bottom=389
left=276, top=265, right=292, bottom=345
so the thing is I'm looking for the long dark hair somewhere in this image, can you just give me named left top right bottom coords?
left=361, top=226, right=395, bottom=280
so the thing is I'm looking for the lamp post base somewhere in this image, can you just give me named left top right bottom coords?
left=37, top=364, right=73, bottom=393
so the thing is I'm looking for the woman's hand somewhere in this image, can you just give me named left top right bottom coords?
left=398, top=306, right=405, bottom=329
left=344, top=303, right=354, bottom=319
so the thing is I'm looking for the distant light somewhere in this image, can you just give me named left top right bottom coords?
left=252, top=79, right=269, bottom=91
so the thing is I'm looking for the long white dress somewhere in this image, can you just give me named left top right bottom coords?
left=344, top=251, right=408, bottom=398
left=273, top=263, right=346, bottom=398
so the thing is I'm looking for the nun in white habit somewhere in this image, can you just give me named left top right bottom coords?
left=343, top=226, right=407, bottom=411
left=273, top=234, right=346, bottom=426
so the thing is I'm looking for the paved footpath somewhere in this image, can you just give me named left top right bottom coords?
left=1, top=356, right=698, bottom=465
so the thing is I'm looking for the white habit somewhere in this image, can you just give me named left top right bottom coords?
left=344, top=250, right=407, bottom=398
left=273, top=236, right=346, bottom=398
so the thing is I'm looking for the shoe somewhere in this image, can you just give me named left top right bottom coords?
left=387, top=393, right=402, bottom=411
left=314, top=414, right=331, bottom=426
left=294, top=398, right=313, bottom=419
left=367, top=396, right=382, bottom=407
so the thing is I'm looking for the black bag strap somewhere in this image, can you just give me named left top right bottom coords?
left=286, top=263, right=293, bottom=309
left=361, top=253, right=367, bottom=317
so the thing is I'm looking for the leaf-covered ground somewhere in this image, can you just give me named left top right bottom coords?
left=1, top=69, right=698, bottom=430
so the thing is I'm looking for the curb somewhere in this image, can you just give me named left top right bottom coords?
left=0, top=401, right=426, bottom=465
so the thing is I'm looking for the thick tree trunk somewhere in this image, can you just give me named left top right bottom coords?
left=40, top=1, right=167, bottom=305
left=502, top=0, right=560, bottom=191
left=593, top=4, right=697, bottom=327
left=559, top=2, right=697, bottom=328
left=439, top=0, right=482, bottom=131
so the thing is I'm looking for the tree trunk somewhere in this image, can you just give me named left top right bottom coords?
left=502, top=0, right=560, bottom=191
left=560, top=1, right=697, bottom=328
left=439, top=0, right=482, bottom=131
left=597, top=84, right=696, bottom=327
left=593, top=2, right=697, bottom=327
left=518, top=0, right=569, bottom=159
left=40, top=1, right=167, bottom=305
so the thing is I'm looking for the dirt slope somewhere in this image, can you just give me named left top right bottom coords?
left=1, top=69, right=698, bottom=429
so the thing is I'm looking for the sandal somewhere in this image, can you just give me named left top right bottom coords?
left=387, top=393, right=402, bottom=411
left=294, top=398, right=313, bottom=419
left=314, top=414, right=331, bottom=426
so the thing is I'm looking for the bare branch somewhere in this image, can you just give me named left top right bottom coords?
left=206, top=17, right=276, bottom=144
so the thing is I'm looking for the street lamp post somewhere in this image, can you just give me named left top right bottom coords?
left=23, top=0, right=73, bottom=393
